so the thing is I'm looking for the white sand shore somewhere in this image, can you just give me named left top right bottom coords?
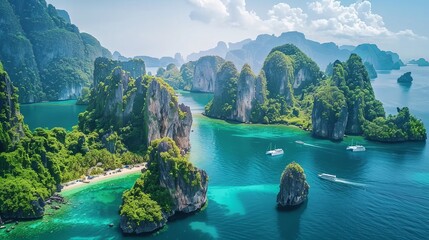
left=61, top=164, right=146, bottom=192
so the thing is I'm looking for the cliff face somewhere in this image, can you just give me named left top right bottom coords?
left=311, top=85, right=348, bottom=140
left=277, top=162, right=309, bottom=208
left=146, top=80, right=192, bottom=152
left=191, top=56, right=225, bottom=93
left=79, top=59, right=191, bottom=152
left=156, top=141, right=208, bottom=213
left=120, top=138, right=208, bottom=234
left=263, top=51, right=294, bottom=104
left=0, top=0, right=111, bottom=103
left=0, top=62, right=25, bottom=151
left=235, top=64, right=256, bottom=123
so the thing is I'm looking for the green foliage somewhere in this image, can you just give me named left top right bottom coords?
left=314, top=83, right=346, bottom=121
left=362, top=107, right=427, bottom=142
left=180, top=61, right=195, bottom=91
left=157, top=64, right=184, bottom=90
left=205, top=62, right=239, bottom=118
left=120, top=189, right=164, bottom=224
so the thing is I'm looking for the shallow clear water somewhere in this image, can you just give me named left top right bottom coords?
left=3, top=66, right=429, bottom=239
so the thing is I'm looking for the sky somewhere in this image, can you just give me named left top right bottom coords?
left=46, top=0, right=429, bottom=61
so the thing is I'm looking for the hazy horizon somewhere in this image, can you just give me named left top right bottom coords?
left=46, top=0, right=429, bottom=61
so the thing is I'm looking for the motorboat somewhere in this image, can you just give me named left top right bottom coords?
left=266, top=148, right=284, bottom=156
left=295, top=140, right=305, bottom=144
left=346, top=145, right=366, bottom=152
left=318, top=173, right=337, bottom=181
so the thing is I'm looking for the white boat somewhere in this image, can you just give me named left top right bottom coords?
left=295, top=140, right=305, bottom=144
left=346, top=140, right=366, bottom=152
left=266, top=148, right=284, bottom=156
left=346, top=145, right=366, bottom=152
left=318, top=173, right=337, bottom=181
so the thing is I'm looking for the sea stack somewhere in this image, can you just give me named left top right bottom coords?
left=277, top=162, right=309, bottom=208
left=397, top=72, right=413, bottom=83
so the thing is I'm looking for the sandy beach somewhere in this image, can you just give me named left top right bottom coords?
left=61, top=164, right=146, bottom=192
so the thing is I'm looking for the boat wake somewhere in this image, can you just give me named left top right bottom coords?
left=302, top=143, right=326, bottom=149
left=334, top=178, right=366, bottom=187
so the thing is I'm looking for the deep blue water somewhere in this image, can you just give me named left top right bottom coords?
left=2, top=65, right=429, bottom=239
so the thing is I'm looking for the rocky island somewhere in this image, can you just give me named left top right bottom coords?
left=397, top=72, right=413, bottom=83
left=203, top=44, right=426, bottom=143
left=408, top=58, right=429, bottom=67
left=120, top=138, right=208, bottom=234
left=277, top=162, right=309, bottom=208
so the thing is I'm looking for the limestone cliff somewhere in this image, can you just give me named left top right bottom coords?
left=311, top=85, right=348, bottom=140
left=120, top=138, right=208, bottom=234
left=191, top=56, right=225, bottom=93
left=0, top=62, right=25, bottom=151
left=235, top=64, right=256, bottom=123
left=277, top=162, right=309, bottom=208
left=79, top=60, right=191, bottom=152
left=146, top=80, right=192, bottom=152
left=0, top=0, right=111, bottom=102
left=204, top=61, right=238, bottom=119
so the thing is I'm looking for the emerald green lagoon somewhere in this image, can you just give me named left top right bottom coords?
left=20, top=100, right=86, bottom=131
left=3, top=65, right=429, bottom=239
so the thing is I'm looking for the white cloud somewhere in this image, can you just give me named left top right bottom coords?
left=307, top=0, right=427, bottom=42
left=187, top=0, right=306, bottom=33
left=187, top=0, right=425, bottom=43
left=188, top=0, right=229, bottom=23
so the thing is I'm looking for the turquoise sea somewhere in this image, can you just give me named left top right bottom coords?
left=2, top=65, right=429, bottom=239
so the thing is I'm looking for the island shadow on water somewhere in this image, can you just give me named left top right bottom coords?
left=276, top=200, right=308, bottom=239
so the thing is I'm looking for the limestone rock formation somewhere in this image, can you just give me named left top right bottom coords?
left=0, top=0, right=111, bottom=102
left=277, top=162, right=309, bottom=208
left=312, top=85, right=348, bottom=140
left=397, top=72, right=413, bottom=83
left=235, top=64, right=256, bottom=123
left=120, top=138, right=208, bottom=234
left=191, top=56, right=225, bottom=93
left=0, top=62, right=25, bottom=151
left=79, top=60, right=191, bottom=152
left=146, top=80, right=192, bottom=152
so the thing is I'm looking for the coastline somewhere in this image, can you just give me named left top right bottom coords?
left=61, top=164, right=146, bottom=193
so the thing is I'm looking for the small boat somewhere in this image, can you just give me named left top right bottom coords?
left=346, top=140, right=366, bottom=152
left=0, top=225, right=5, bottom=229
left=318, top=173, right=337, bottom=181
left=346, top=145, right=366, bottom=152
left=295, top=140, right=305, bottom=144
left=6, top=228, right=11, bottom=232
left=83, top=179, right=90, bottom=183
left=109, top=223, right=114, bottom=227
left=266, top=148, right=284, bottom=156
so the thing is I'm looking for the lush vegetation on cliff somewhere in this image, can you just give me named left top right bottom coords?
left=205, top=62, right=239, bottom=118
left=363, top=107, right=426, bottom=142
left=0, top=63, right=147, bottom=220
left=120, top=138, right=202, bottom=226
left=0, top=0, right=111, bottom=103
left=312, top=55, right=425, bottom=141
left=205, top=44, right=322, bottom=129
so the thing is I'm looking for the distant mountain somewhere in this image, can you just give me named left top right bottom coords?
left=186, top=31, right=404, bottom=74
left=408, top=58, right=429, bottom=66
left=187, top=39, right=251, bottom=62
left=352, top=44, right=403, bottom=70
left=0, top=0, right=111, bottom=103
left=113, top=51, right=184, bottom=68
